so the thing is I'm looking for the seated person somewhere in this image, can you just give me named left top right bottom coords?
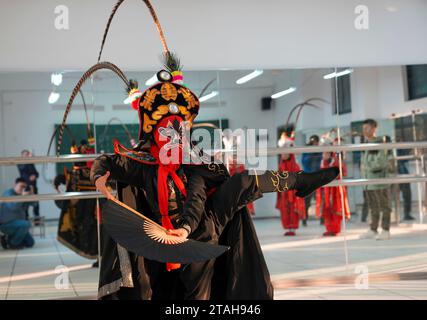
left=0, top=178, right=35, bottom=249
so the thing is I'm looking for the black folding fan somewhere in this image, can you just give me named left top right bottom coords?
left=101, top=198, right=229, bottom=263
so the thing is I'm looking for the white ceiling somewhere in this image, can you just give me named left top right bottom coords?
left=0, top=0, right=426, bottom=72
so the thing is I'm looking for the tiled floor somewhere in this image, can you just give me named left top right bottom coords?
left=0, top=224, right=97, bottom=300
left=1, top=218, right=426, bottom=300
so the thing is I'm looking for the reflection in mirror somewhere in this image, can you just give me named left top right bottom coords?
left=0, top=64, right=426, bottom=299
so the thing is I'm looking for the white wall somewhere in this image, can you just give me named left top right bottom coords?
left=290, top=66, right=427, bottom=133
left=1, top=0, right=427, bottom=71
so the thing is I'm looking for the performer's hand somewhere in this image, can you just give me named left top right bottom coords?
left=95, top=171, right=114, bottom=200
left=167, top=228, right=189, bottom=239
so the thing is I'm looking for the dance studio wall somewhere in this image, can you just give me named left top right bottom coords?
left=1, top=0, right=427, bottom=71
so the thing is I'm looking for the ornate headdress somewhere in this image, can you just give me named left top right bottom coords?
left=129, top=58, right=200, bottom=142
left=57, top=0, right=200, bottom=155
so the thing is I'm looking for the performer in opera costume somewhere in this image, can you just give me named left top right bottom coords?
left=54, top=138, right=99, bottom=260
left=315, top=139, right=350, bottom=236
left=276, top=133, right=305, bottom=236
left=56, top=0, right=339, bottom=300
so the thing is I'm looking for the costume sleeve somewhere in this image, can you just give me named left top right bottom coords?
left=184, top=163, right=229, bottom=189
left=180, top=163, right=228, bottom=233
left=179, top=174, right=207, bottom=234
left=90, top=154, right=145, bottom=187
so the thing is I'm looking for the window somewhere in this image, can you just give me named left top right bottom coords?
left=332, top=72, right=352, bottom=115
left=406, top=64, right=427, bottom=101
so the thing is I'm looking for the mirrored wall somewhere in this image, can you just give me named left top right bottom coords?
left=1, top=63, right=426, bottom=299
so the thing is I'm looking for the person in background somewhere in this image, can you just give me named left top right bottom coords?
left=316, top=139, right=350, bottom=236
left=0, top=178, right=35, bottom=249
left=359, top=132, right=370, bottom=223
left=396, top=147, right=414, bottom=221
left=384, top=135, right=414, bottom=221
left=361, top=190, right=370, bottom=222
left=301, top=135, right=322, bottom=226
left=360, top=119, right=392, bottom=240
left=276, top=133, right=305, bottom=236
left=17, top=149, right=40, bottom=223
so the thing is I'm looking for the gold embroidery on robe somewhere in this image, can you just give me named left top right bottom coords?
left=270, top=170, right=290, bottom=192
left=60, top=207, right=76, bottom=232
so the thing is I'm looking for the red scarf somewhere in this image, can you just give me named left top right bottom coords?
left=150, top=144, right=187, bottom=271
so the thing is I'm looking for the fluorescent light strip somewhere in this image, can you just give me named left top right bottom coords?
left=48, top=92, right=60, bottom=104
left=271, top=87, right=297, bottom=99
left=199, top=91, right=219, bottom=102
left=236, top=69, right=263, bottom=84
left=145, top=73, right=158, bottom=86
left=51, top=73, right=63, bottom=86
left=323, top=68, right=353, bottom=80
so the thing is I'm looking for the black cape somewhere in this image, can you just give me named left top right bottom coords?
left=55, top=167, right=98, bottom=259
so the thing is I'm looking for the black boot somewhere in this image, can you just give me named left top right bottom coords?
left=294, top=167, right=340, bottom=198
left=257, top=171, right=298, bottom=193
left=257, top=167, right=339, bottom=197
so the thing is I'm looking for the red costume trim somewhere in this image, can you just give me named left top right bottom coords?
left=149, top=144, right=187, bottom=271
left=275, top=154, right=305, bottom=230
left=315, top=153, right=350, bottom=234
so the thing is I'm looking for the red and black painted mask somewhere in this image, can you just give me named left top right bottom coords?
left=152, top=115, right=191, bottom=165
